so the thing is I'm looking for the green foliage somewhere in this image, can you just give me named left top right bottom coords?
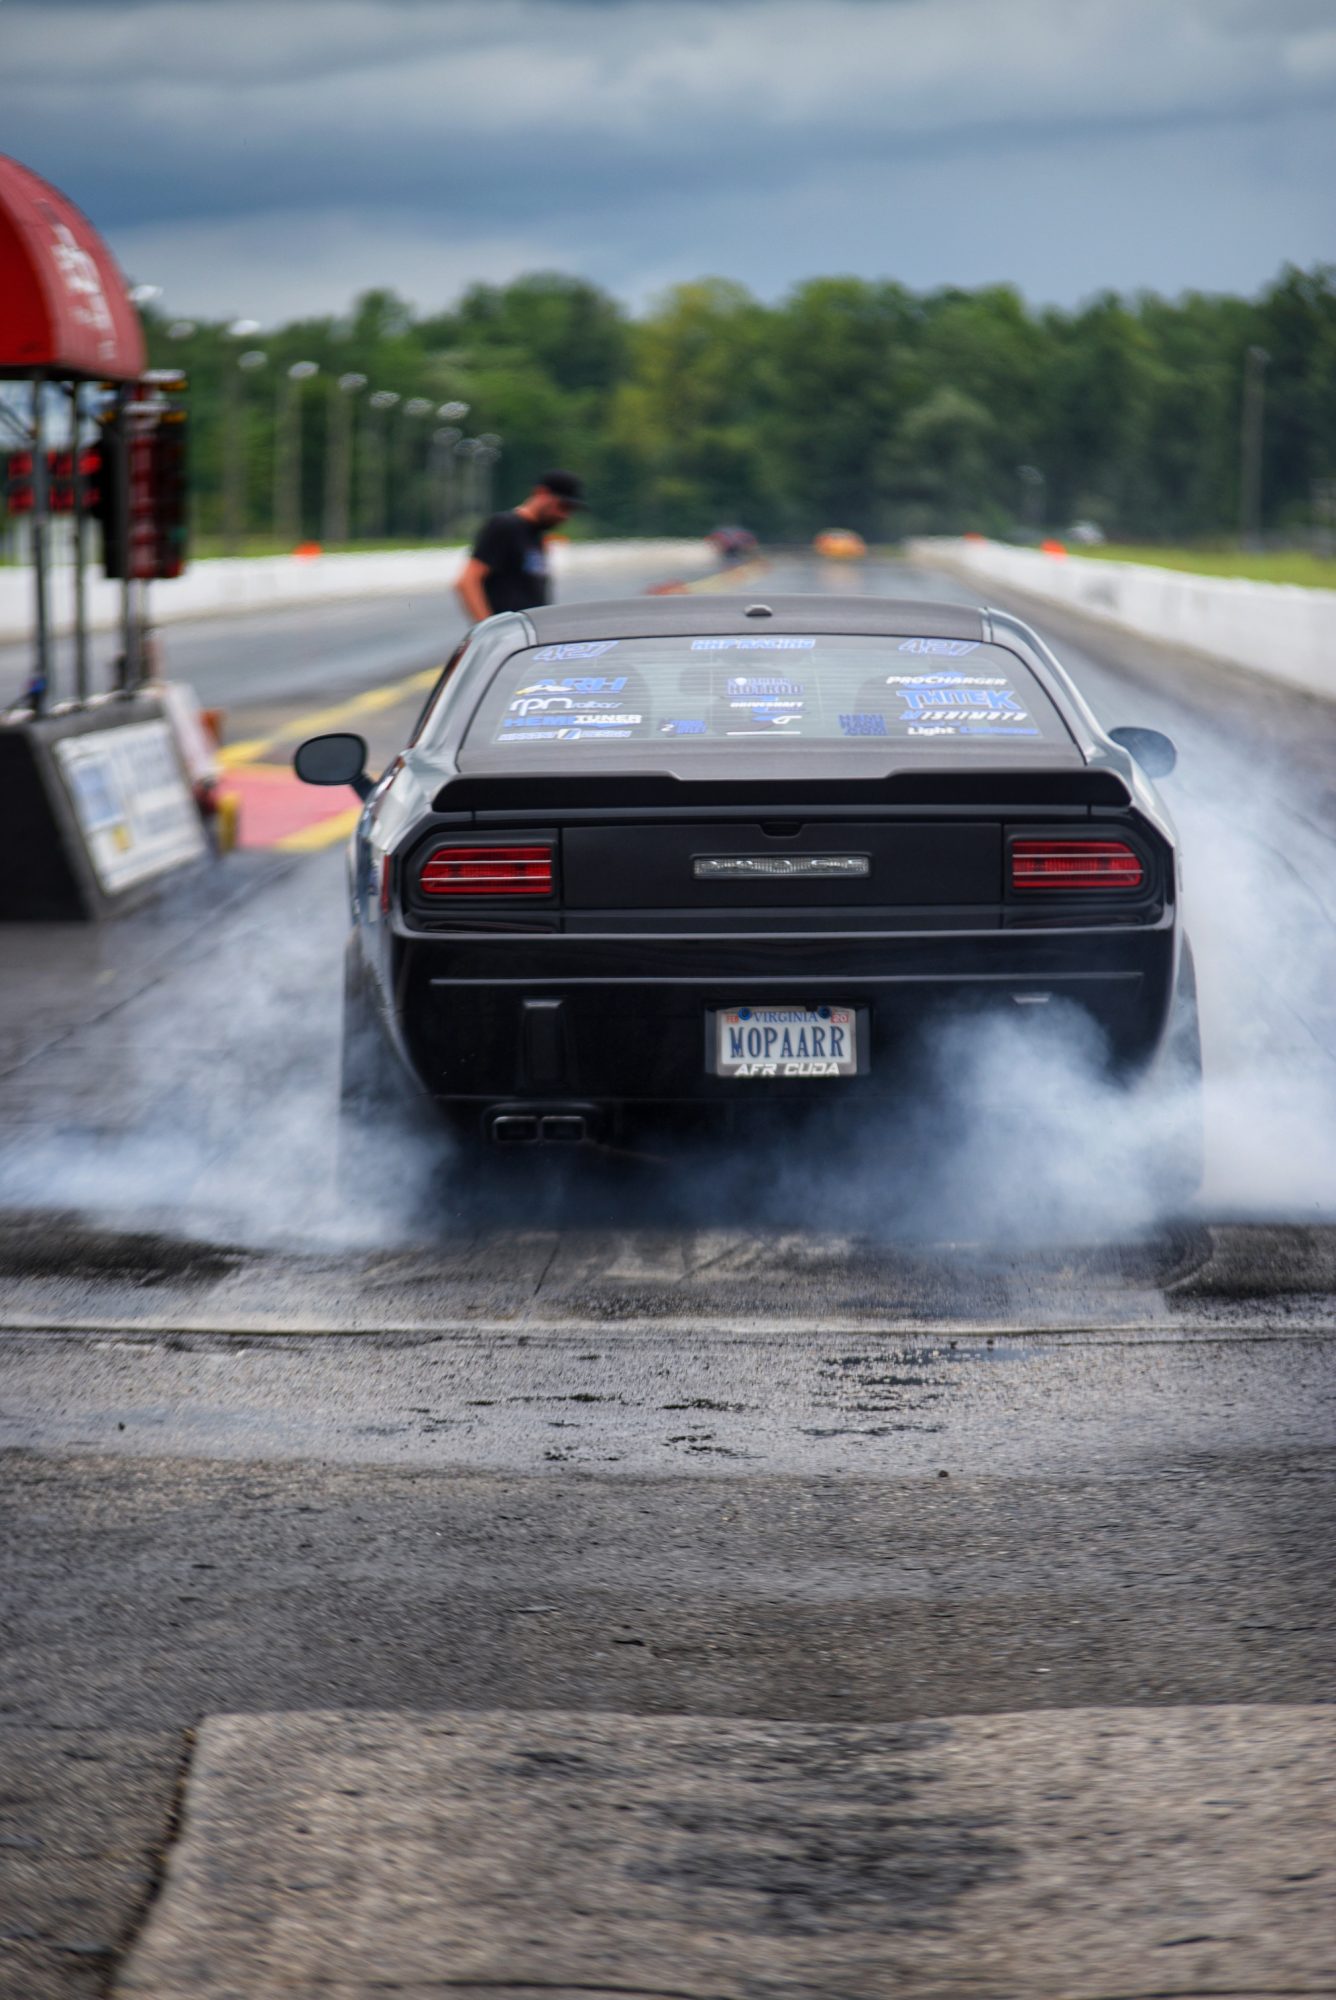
left=1065, top=544, right=1336, bottom=588
left=143, top=264, right=1336, bottom=549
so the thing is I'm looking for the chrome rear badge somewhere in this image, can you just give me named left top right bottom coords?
left=693, top=855, right=870, bottom=880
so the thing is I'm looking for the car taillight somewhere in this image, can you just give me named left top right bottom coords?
left=1011, top=839, right=1143, bottom=891
left=419, top=843, right=553, bottom=896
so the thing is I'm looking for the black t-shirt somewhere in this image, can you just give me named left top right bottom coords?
left=471, top=510, right=550, bottom=614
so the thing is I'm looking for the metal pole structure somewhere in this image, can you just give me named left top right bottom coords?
left=432, top=427, right=461, bottom=536
left=437, top=402, right=468, bottom=538
left=367, top=391, right=399, bottom=538
left=1239, top=345, right=1269, bottom=552
left=221, top=320, right=262, bottom=555
left=29, top=377, right=51, bottom=713
left=116, top=383, right=135, bottom=693
left=223, top=356, right=241, bottom=555
left=1016, top=463, right=1044, bottom=540
left=357, top=395, right=378, bottom=539
left=228, top=348, right=267, bottom=554
left=69, top=382, right=90, bottom=704
left=324, top=373, right=366, bottom=546
left=277, top=360, right=319, bottom=546
left=455, top=438, right=482, bottom=532
left=477, top=434, right=501, bottom=526
left=402, top=399, right=434, bottom=538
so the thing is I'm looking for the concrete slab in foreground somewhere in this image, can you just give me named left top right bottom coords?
left=115, top=1705, right=1334, bottom=2000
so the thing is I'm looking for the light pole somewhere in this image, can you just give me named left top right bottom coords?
left=476, top=433, right=502, bottom=523
left=436, top=403, right=469, bottom=536
left=1016, top=463, right=1045, bottom=541
left=402, top=398, right=435, bottom=537
left=364, top=391, right=400, bottom=539
left=221, top=319, right=262, bottom=555
left=432, top=426, right=462, bottom=536
left=324, top=372, right=366, bottom=545
left=276, top=360, right=319, bottom=545
left=1239, top=345, right=1269, bottom=552
left=455, top=438, right=483, bottom=529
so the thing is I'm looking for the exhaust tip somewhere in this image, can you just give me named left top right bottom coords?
left=491, top=1114, right=539, bottom=1145
left=541, top=1115, right=586, bottom=1144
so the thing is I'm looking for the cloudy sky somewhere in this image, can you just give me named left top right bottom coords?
left=2, top=0, right=1333, bottom=325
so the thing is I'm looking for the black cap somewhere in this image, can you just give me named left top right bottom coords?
left=537, top=469, right=586, bottom=508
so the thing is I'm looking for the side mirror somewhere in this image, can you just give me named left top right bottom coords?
left=1109, top=725, right=1176, bottom=779
left=293, top=732, right=373, bottom=799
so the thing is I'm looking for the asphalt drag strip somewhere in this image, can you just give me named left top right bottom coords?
left=115, top=1704, right=1335, bottom=1999
left=3, top=552, right=1335, bottom=2000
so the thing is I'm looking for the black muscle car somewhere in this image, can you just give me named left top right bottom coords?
left=295, top=595, right=1200, bottom=1176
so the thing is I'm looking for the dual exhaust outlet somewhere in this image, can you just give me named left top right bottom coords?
left=487, top=1108, right=591, bottom=1147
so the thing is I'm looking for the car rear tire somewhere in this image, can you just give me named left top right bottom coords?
left=1148, top=938, right=1204, bottom=1210
left=336, top=942, right=440, bottom=1198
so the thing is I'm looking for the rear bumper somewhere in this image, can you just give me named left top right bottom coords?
left=390, top=920, right=1177, bottom=1105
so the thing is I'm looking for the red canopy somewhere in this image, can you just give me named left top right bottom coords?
left=0, top=154, right=146, bottom=381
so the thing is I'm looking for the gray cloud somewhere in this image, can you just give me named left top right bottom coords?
left=2, top=0, right=1332, bottom=320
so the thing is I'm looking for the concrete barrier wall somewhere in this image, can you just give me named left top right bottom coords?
left=908, top=537, right=1336, bottom=706
left=0, top=540, right=713, bottom=644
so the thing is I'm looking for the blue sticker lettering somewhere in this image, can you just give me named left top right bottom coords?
left=516, top=676, right=628, bottom=696
left=692, top=637, right=816, bottom=652
left=659, top=719, right=707, bottom=735
left=530, top=642, right=619, bottom=663
left=838, top=713, right=887, bottom=736
left=726, top=677, right=804, bottom=699
left=898, top=638, right=980, bottom=656
left=897, top=689, right=1024, bottom=713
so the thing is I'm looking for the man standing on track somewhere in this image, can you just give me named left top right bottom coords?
left=454, top=470, right=586, bottom=622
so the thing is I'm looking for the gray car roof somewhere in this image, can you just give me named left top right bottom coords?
left=521, top=594, right=986, bottom=641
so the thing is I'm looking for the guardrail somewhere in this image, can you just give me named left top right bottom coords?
left=0, top=540, right=715, bottom=644
left=908, top=537, right=1336, bottom=705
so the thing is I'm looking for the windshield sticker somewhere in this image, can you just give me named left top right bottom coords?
left=502, top=711, right=642, bottom=729
left=725, top=676, right=805, bottom=699
left=884, top=673, right=1008, bottom=687
left=476, top=634, right=1067, bottom=756
left=896, top=689, right=1025, bottom=714
left=507, top=695, right=631, bottom=715
left=505, top=726, right=636, bottom=742
left=515, top=675, right=628, bottom=697
left=897, top=638, right=980, bottom=656
left=530, top=642, right=620, bottom=662
left=692, top=637, right=817, bottom=652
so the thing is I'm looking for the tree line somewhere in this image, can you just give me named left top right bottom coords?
left=145, top=264, right=1336, bottom=547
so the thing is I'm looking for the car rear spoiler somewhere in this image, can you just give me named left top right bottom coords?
left=432, top=766, right=1134, bottom=814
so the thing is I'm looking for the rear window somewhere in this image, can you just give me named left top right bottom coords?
left=461, top=635, right=1073, bottom=757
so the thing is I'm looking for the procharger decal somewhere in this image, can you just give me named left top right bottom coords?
left=530, top=642, right=620, bottom=662
left=884, top=673, right=1008, bottom=687
left=896, top=688, right=1025, bottom=713
left=691, top=637, right=817, bottom=652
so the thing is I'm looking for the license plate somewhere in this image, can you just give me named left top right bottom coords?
left=715, top=1005, right=857, bottom=1078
